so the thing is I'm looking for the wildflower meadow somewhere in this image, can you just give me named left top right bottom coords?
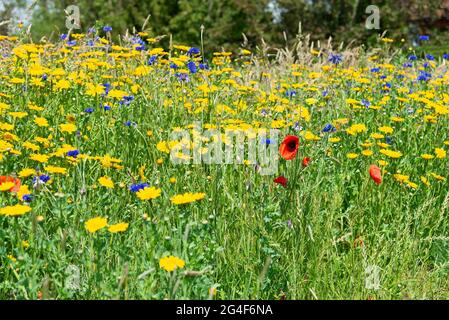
left=1, top=22, right=449, bottom=300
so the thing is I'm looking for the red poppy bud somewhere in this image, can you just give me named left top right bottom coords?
left=302, top=157, right=311, bottom=167
left=274, top=176, right=288, bottom=188
left=369, top=165, right=382, bottom=185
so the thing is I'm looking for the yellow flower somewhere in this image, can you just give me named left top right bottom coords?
left=170, top=192, right=206, bottom=205
left=0, top=181, right=15, bottom=191
left=18, top=168, right=37, bottom=178
left=55, top=79, right=70, bottom=90
left=108, top=222, right=129, bottom=233
left=329, top=137, right=341, bottom=143
left=420, top=176, right=430, bottom=187
left=17, top=185, right=31, bottom=201
left=136, top=186, right=162, bottom=200
left=378, top=160, right=388, bottom=166
left=98, top=176, right=114, bottom=188
left=421, top=154, right=434, bottom=160
left=435, top=148, right=446, bottom=159
left=361, top=149, right=373, bottom=156
left=0, top=204, right=32, bottom=216
left=380, top=149, right=402, bottom=159
left=85, top=217, right=108, bottom=233
left=394, top=173, right=409, bottom=183
left=430, top=173, right=445, bottom=181
left=159, top=255, right=185, bottom=272
left=30, top=153, right=49, bottom=163
left=59, top=123, right=77, bottom=133
left=378, top=126, right=394, bottom=134
left=169, top=177, right=177, bottom=184
left=346, top=124, right=367, bottom=136
left=370, top=133, right=384, bottom=139
left=44, top=166, right=67, bottom=175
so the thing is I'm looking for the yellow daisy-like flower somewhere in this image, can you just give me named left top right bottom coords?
left=420, top=176, right=430, bottom=187
left=34, top=117, right=49, bottom=127
left=59, top=123, right=77, bottom=133
left=421, top=154, right=434, bottom=160
left=44, top=166, right=67, bottom=175
left=159, top=255, right=185, bottom=272
left=136, top=186, right=162, bottom=200
left=108, top=222, right=129, bottom=233
left=435, top=148, right=446, bottom=159
left=346, top=153, right=359, bottom=159
left=361, top=150, right=373, bottom=156
left=85, top=217, right=108, bottom=233
left=378, top=160, right=388, bottom=166
left=0, top=204, right=32, bottom=216
left=18, top=168, right=37, bottom=178
left=170, top=192, right=206, bottom=205
left=98, top=176, right=114, bottom=188
left=0, top=182, right=15, bottom=191
left=30, top=153, right=49, bottom=163
left=329, top=137, right=341, bottom=143
left=379, top=149, right=402, bottom=159
left=378, top=126, right=394, bottom=134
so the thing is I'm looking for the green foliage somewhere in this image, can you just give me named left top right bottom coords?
left=1, top=0, right=447, bottom=51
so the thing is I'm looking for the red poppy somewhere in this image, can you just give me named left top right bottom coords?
left=273, top=176, right=288, bottom=188
left=279, top=135, right=299, bottom=160
left=0, top=176, right=21, bottom=192
left=302, top=157, right=311, bottom=167
left=369, top=165, right=382, bottom=185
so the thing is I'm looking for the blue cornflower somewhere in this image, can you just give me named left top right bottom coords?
left=187, top=47, right=200, bottom=55
left=417, top=71, right=431, bottom=81
left=88, top=27, right=96, bottom=34
left=125, top=120, right=136, bottom=127
left=175, top=73, right=189, bottom=81
left=148, top=55, right=157, bottom=65
left=60, top=33, right=68, bottom=40
left=66, top=40, right=76, bottom=46
left=285, top=90, right=297, bottom=97
left=22, top=194, right=32, bottom=202
left=443, top=54, right=449, bottom=60
left=386, top=136, right=393, bottom=145
left=187, top=61, right=197, bottom=74
left=261, top=138, right=273, bottom=145
left=67, top=150, right=80, bottom=158
left=322, top=124, right=336, bottom=133
left=425, top=54, right=435, bottom=61
left=199, top=63, right=209, bottom=70
left=419, top=35, right=430, bottom=41
left=361, top=99, right=370, bottom=107
left=34, top=175, right=50, bottom=183
left=371, top=67, right=380, bottom=73
left=403, top=62, right=413, bottom=68
left=103, top=25, right=112, bottom=32
left=42, top=74, right=48, bottom=81
left=329, top=53, right=343, bottom=65
left=170, top=63, right=179, bottom=69
left=408, top=55, right=418, bottom=61
left=130, top=183, right=149, bottom=193
left=322, top=90, right=328, bottom=97
left=103, top=105, right=111, bottom=111
left=84, top=107, right=94, bottom=113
